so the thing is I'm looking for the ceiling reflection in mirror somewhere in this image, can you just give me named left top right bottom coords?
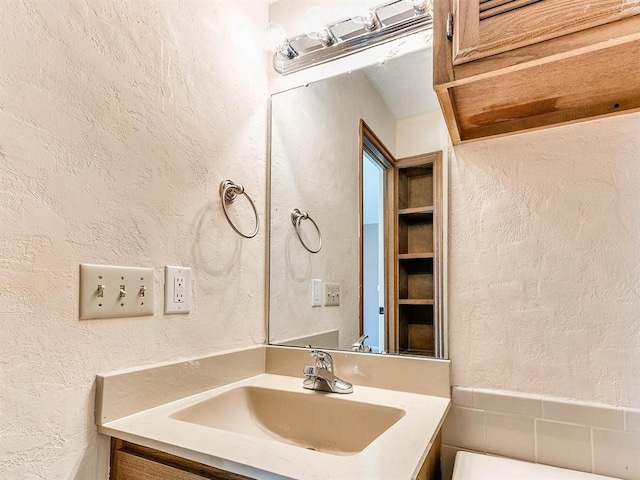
left=268, top=43, right=446, bottom=358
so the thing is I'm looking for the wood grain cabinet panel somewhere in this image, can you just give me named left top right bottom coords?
left=109, top=434, right=443, bottom=480
left=416, top=431, right=442, bottom=480
left=110, top=439, right=254, bottom=480
left=454, top=0, right=640, bottom=64
left=433, top=0, right=640, bottom=143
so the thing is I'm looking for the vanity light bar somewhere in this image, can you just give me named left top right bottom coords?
left=272, top=0, right=433, bottom=76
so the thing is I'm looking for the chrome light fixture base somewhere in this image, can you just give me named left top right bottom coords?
left=272, top=0, right=433, bottom=76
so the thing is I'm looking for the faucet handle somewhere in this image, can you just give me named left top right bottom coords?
left=303, top=365, right=317, bottom=377
left=309, top=349, right=333, bottom=372
left=351, top=334, right=370, bottom=352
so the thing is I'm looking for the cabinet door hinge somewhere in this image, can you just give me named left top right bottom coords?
left=446, top=12, right=454, bottom=41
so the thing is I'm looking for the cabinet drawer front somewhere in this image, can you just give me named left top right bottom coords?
left=111, top=449, right=253, bottom=480
left=113, top=450, right=205, bottom=480
left=454, top=0, right=640, bottom=64
left=110, top=439, right=256, bottom=480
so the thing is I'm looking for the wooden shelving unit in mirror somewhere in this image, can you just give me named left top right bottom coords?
left=394, top=151, right=443, bottom=357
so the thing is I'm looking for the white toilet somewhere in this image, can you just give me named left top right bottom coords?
left=452, top=452, right=619, bottom=480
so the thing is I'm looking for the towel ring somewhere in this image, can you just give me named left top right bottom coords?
left=291, top=208, right=322, bottom=253
left=219, top=180, right=259, bottom=239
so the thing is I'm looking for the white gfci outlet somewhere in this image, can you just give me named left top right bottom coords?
left=174, top=276, right=185, bottom=303
left=311, top=279, right=323, bottom=307
left=165, top=266, right=191, bottom=314
left=325, top=282, right=340, bottom=306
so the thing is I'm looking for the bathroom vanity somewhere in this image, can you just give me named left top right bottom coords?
left=109, top=434, right=442, bottom=480
left=96, top=346, right=451, bottom=480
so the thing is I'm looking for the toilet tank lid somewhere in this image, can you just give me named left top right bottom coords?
left=451, top=452, right=618, bottom=480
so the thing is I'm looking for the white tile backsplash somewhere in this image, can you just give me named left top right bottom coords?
left=543, top=398, right=624, bottom=430
left=536, top=420, right=592, bottom=472
left=451, top=387, right=473, bottom=408
left=593, top=429, right=640, bottom=479
left=442, top=386, right=640, bottom=480
left=442, top=406, right=485, bottom=451
left=473, top=389, right=542, bottom=417
left=624, top=408, right=640, bottom=433
left=485, top=412, right=535, bottom=461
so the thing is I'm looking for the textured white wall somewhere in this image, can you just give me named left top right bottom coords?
left=396, top=110, right=449, bottom=159
left=0, top=1, right=269, bottom=478
left=269, top=71, right=396, bottom=349
left=449, top=113, right=640, bottom=408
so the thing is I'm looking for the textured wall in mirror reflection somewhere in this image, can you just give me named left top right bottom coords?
left=269, top=71, right=396, bottom=349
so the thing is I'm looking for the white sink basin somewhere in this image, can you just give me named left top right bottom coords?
left=170, top=386, right=406, bottom=455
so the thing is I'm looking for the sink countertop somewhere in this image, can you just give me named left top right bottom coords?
left=99, top=373, right=450, bottom=480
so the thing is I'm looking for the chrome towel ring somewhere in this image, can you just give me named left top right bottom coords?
left=291, top=208, right=322, bottom=253
left=219, top=180, right=259, bottom=239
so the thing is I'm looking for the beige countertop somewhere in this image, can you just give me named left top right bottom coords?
left=98, top=372, right=450, bottom=480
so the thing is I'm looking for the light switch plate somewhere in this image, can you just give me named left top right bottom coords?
left=325, top=282, right=340, bottom=306
left=164, top=266, right=191, bottom=314
left=79, top=264, right=155, bottom=320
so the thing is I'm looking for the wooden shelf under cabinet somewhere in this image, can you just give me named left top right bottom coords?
left=398, top=206, right=434, bottom=216
left=399, top=299, right=435, bottom=305
left=398, top=305, right=435, bottom=354
left=433, top=0, right=640, bottom=144
left=398, top=253, right=434, bottom=260
left=400, top=349, right=436, bottom=357
left=399, top=256, right=433, bottom=300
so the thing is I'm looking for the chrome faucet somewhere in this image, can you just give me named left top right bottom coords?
left=303, top=350, right=353, bottom=394
left=350, top=334, right=371, bottom=352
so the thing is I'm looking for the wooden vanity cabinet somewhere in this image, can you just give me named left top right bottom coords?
left=394, top=151, right=443, bottom=357
left=110, top=437, right=442, bottom=480
left=109, top=439, right=254, bottom=480
left=434, top=0, right=640, bottom=143
left=416, top=431, right=442, bottom=480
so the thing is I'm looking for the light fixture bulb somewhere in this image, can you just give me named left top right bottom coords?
left=304, top=7, right=338, bottom=47
left=403, top=0, right=430, bottom=14
left=351, top=7, right=382, bottom=31
left=303, top=7, right=328, bottom=37
left=266, top=22, right=287, bottom=52
left=266, top=22, right=297, bottom=59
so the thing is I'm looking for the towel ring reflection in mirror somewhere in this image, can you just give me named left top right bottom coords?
left=219, top=180, right=259, bottom=239
left=291, top=208, right=322, bottom=253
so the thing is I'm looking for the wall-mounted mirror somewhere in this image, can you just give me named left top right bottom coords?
left=268, top=43, right=448, bottom=358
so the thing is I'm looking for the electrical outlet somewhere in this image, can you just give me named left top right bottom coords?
left=79, top=264, right=154, bottom=320
left=325, top=282, right=340, bottom=306
left=174, top=275, right=185, bottom=303
left=165, top=266, right=191, bottom=314
left=311, top=279, right=323, bottom=307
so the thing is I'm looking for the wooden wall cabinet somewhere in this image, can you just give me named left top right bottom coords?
left=394, top=151, right=443, bottom=357
left=434, top=0, right=640, bottom=144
